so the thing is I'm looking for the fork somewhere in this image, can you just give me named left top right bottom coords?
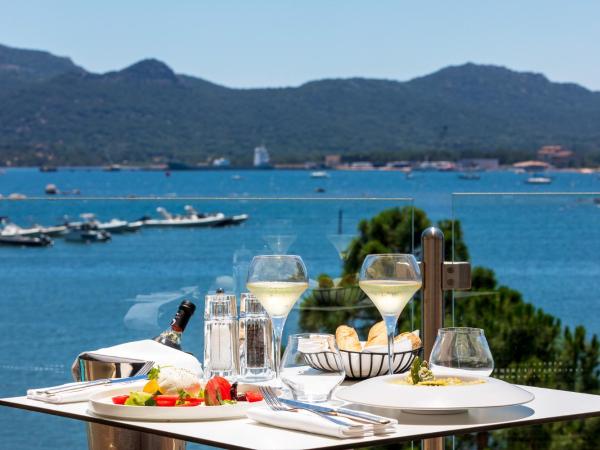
left=43, top=360, right=155, bottom=395
left=259, top=386, right=358, bottom=427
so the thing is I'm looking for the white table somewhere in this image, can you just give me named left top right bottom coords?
left=1, top=386, right=600, bottom=450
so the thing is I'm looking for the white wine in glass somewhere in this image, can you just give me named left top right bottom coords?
left=246, top=255, right=308, bottom=383
left=359, top=254, right=422, bottom=375
left=245, top=281, right=308, bottom=317
left=358, top=280, right=422, bottom=316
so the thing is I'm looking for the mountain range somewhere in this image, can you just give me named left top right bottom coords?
left=1, top=43, right=600, bottom=166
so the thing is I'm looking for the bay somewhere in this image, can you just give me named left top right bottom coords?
left=0, top=168, right=598, bottom=450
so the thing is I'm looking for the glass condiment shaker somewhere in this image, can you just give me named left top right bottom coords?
left=238, top=293, right=274, bottom=381
left=203, top=289, right=239, bottom=379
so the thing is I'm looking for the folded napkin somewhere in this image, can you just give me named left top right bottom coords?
left=247, top=407, right=397, bottom=439
left=28, top=340, right=202, bottom=404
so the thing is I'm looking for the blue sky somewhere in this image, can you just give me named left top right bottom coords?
left=1, top=1, right=599, bottom=90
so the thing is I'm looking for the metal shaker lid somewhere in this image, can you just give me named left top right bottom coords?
left=204, top=289, right=237, bottom=319
left=240, top=293, right=267, bottom=316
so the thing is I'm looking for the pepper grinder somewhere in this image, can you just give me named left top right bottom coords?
left=239, top=293, right=274, bottom=381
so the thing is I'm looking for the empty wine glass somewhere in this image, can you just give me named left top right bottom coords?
left=281, top=333, right=345, bottom=402
left=359, top=254, right=422, bottom=375
left=430, top=328, right=494, bottom=377
left=246, top=255, right=308, bottom=383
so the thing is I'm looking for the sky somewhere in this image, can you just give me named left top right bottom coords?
left=1, top=1, right=599, bottom=90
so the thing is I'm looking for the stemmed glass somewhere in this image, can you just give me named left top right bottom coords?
left=430, top=328, right=494, bottom=377
left=359, top=254, right=422, bottom=375
left=246, top=255, right=309, bottom=383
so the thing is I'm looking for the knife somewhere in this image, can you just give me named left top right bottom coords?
left=42, top=375, right=148, bottom=395
left=278, top=398, right=392, bottom=424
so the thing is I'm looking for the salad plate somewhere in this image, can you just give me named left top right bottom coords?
left=336, top=374, right=534, bottom=414
left=88, top=381, right=263, bottom=421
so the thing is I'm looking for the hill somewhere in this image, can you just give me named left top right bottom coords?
left=1, top=43, right=599, bottom=166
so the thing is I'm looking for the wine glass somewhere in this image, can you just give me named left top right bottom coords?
left=281, top=333, right=345, bottom=402
left=246, top=255, right=308, bottom=383
left=359, top=254, right=422, bottom=375
left=430, top=327, right=494, bottom=377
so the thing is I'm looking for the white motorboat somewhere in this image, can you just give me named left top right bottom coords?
left=71, top=214, right=130, bottom=233
left=525, top=175, right=552, bottom=184
left=184, top=205, right=249, bottom=227
left=0, top=219, right=67, bottom=237
left=310, top=171, right=330, bottom=179
left=65, top=223, right=111, bottom=243
left=143, top=207, right=226, bottom=227
left=0, top=222, right=42, bottom=237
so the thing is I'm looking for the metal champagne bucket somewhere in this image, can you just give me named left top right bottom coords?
left=76, top=354, right=186, bottom=450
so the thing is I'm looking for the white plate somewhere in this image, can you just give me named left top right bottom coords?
left=88, top=382, right=262, bottom=421
left=336, top=374, right=534, bottom=414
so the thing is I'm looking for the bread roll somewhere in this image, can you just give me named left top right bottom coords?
left=335, top=325, right=362, bottom=352
left=394, top=331, right=422, bottom=350
left=365, top=321, right=387, bottom=347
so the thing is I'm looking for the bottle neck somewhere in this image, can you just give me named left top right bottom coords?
left=171, top=305, right=194, bottom=333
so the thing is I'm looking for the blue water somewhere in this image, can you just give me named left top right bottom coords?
left=0, top=168, right=599, bottom=450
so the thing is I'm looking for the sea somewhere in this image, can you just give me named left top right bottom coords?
left=0, top=168, right=599, bottom=450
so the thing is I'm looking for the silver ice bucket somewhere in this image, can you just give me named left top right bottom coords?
left=76, top=354, right=186, bottom=450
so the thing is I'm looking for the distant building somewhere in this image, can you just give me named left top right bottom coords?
left=253, top=145, right=271, bottom=167
left=537, top=145, right=576, bottom=168
left=513, top=160, right=552, bottom=172
left=212, top=157, right=231, bottom=167
left=457, top=158, right=499, bottom=171
left=349, top=161, right=374, bottom=170
left=324, top=154, right=341, bottom=167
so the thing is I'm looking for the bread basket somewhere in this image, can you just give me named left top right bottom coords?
left=304, top=345, right=421, bottom=379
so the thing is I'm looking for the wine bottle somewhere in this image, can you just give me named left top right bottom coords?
left=153, top=300, right=196, bottom=350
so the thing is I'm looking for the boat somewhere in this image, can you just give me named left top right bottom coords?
left=310, top=171, right=330, bottom=179
left=143, top=207, right=226, bottom=227
left=0, top=234, right=53, bottom=247
left=45, top=184, right=59, bottom=195
left=184, top=205, right=248, bottom=227
left=70, top=214, right=130, bottom=233
left=0, top=221, right=42, bottom=237
left=65, top=223, right=111, bottom=243
left=315, top=187, right=326, bottom=193
left=0, top=219, right=67, bottom=237
left=525, top=174, right=552, bottom=184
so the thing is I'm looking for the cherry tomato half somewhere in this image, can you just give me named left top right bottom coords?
left=111, top=395, right=129, bottom=405
left=154, top=395, right=179, bottom=407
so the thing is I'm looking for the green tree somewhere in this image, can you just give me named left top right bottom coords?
left=299, top=206, right=600, bottom=449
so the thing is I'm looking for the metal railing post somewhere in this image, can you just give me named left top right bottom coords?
left=420, top=226, right=471, bottom=450
left=421, top=227, right=445, bottom=360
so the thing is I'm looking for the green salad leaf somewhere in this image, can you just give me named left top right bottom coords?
left=124, top=391, right=155, bottom=406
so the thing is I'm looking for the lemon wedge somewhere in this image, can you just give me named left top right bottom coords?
left=143, top=378, right=160, bottom=394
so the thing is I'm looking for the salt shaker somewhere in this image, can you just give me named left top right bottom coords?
left=239, top=293, right=274, bottom=381
left=203, top=289, right=239, bottom=379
